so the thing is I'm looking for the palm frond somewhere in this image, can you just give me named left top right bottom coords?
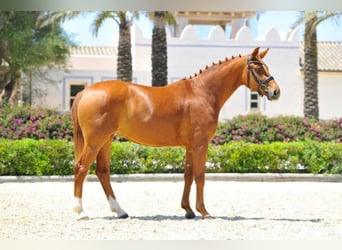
left=290, top=11, right=305, bottom=30
left=128, top=11, right=139, bottom=25
left=36, top=11, right=84, bottom=28
left=314, top=11, right=342, bottom=26
left=146, top=11, right=177, bottom=28
left=302, top=11, right=342, bottom=41
left=164, top=12, right=177, bottom=28
left=91, top=11, right=117, bottom=37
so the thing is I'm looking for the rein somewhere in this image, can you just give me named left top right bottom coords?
left=247, top=57, right=274, bottom=96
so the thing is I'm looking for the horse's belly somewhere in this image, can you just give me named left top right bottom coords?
left=116, top=122, right=183, bottom=147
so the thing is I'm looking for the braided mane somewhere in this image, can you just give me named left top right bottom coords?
left=182, top=54, right=243, bottom=80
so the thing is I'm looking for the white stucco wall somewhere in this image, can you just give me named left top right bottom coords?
left=132, top=24, right=303, bottom=120
left=317, top=72, right=342, bottom=119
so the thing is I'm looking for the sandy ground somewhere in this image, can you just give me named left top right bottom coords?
left=1, top=179, right=342, bottom=240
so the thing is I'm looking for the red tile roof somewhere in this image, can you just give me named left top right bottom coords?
left=301, top=42, right=342, bottom=72
left=69, top=46, right=116, bottom=56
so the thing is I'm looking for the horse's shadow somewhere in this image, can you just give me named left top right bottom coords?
left=93, top=214, right=322, bottom=223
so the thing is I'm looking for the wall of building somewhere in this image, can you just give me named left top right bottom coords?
left=317, top=72, right=342, bottom=119
left=132, top=24, right=303, bottom=120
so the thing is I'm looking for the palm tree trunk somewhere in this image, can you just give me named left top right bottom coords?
left=303, top=17, right=319, bottom=120
left=4, top=69, right=21, bottom=105
left=117, top=20, right=132, bottom=82
left=151, top=11, right=168, bottom=87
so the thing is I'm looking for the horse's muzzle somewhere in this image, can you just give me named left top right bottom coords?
left=266, top=88, right=280, bottom=101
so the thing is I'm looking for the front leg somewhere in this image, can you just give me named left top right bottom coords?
left=73, top=197, right=89, bottom=221
left=192, top=143, right=211, bottom=219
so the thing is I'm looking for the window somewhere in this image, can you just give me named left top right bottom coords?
left=250, top=91, right=260, bottom=111
left=69, top=82, right=87, bottom=109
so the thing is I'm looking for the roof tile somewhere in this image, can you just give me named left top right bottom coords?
left=69, top=46, right=116, bottom=56
left=301, top=42, right=342, bottom=72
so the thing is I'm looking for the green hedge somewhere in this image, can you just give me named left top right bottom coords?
left=1, top=139, right=342, bottom=176
left=0, top=139, right=74, bottom=175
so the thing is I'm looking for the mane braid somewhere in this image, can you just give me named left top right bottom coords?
left=183, top=53, right=242, bottom=80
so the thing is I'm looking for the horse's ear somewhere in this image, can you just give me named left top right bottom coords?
left=259, top=48, right=269, bottom=59
left=250, top=47, right=260, bottom=60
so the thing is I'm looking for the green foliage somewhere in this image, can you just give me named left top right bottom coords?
left=0, top=11, right=73, bottom=104
left=109, top=143, right=185, bottom=174
left=1, top=11, right=72, bottom=72
left=0, top=139, right=73, bottom=176
left=1, top=139, right=341, bottom=176
left=208, top=141, right=342, bottom=174
left=0, top=106, right=341, bottom=176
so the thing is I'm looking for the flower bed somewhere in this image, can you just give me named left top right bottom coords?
left=1, top=106, right=341, bottom=144
left=213, top=114, right=342, bottom=144
left=0, top=105, right=72, bottom=140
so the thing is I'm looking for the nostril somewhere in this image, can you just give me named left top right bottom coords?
left=274, top=90, right=279, bottom=96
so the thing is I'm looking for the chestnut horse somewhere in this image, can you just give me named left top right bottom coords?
left=72, top=47, right=280, bottom=220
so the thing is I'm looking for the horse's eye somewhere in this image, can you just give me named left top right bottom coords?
left=255, top=66, right=263, bottom=74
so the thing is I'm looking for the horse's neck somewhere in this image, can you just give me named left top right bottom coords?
left=194, top=58, right=245, bottom=111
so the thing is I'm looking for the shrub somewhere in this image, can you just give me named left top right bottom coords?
left=0, top=139, right=74, bottom=175
left=109, top=143, right=185, bottom=174
left=208, top=141, right=342, bottom=174
left=1, top=139, right=341, bottom=176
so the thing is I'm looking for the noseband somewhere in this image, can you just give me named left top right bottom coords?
left=247, top=57, right=274, bottom=96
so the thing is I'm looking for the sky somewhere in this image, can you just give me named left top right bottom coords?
left=61, top=11, right=342, bottom=46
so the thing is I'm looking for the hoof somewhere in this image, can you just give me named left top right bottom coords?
left=77, top=211, right=90, bottom=221
left=201, top=214, right=212, bottom=219
left=185, top=211, right=196, bottom=219
left=118, top=213, right=129, bottom=219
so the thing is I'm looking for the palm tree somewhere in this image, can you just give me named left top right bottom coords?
left=293, top=11, right=341, bottom=120
left=149, top=11, right=176, bottom=87
left=92, top=11, right=137, bottom=82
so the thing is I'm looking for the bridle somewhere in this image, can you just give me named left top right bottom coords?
left=247, top=56, right=274, bottom=96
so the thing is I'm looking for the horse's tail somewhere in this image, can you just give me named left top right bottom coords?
left=71, top=91, right=84, bottom=163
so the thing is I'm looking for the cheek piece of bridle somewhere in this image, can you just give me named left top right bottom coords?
left=247, top=57, right=274, bottom=96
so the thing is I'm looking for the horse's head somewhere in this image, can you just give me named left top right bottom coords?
left=244, top=47, right=280, bottom=101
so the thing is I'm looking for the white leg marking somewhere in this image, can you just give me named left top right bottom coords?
left=108, top=196, right=128, bottom=218
left=73, top=197, right=89, bottom=221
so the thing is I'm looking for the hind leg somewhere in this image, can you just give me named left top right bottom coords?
left=181, top=147, right=196, bottom=219
left=96, top=137, right=128, bottom=218
left=73, top=143, right=100, bottom=220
